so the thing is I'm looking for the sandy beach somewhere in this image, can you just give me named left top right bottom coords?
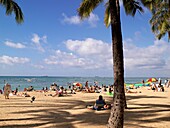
left=0, top=87, right=170, bottom=128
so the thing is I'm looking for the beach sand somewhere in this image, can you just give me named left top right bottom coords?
left=0, top=87, right=169, bottom=128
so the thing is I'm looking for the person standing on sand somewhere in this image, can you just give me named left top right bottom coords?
left=158, top=78, right=161, bottom=85
left=85, top=81, right=88, bottom=88
left=142, top=80, right=145, bottom=86
left=4, top=83, right=11, bottom=99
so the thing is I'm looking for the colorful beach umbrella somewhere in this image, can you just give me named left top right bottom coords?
left=147, top=78, right=158, bottom=82
left=73, top=82, right=82, bottom=88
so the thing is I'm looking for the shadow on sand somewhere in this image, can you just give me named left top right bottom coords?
left=0, top=94, right=169, bottom=128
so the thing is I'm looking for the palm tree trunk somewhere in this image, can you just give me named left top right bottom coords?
left=168, top=0, right=170, bottom=40
left=107, top=0, right=125, bottom=128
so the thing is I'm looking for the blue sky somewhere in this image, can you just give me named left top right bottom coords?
left=0, top=0, right=169, bottom=77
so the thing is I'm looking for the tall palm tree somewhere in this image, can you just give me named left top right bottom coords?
left=0, top=0, right=24, bottom=23
left=141, top=0, right=170, bottom=40
left=78, top=0, right=143, bottom=127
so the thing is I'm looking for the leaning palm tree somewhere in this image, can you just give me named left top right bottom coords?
left=141, top=0, right=170, bottom=40
left=78, top=0, right=143, bottom=127
left=0, top=0, right=24, bottom=23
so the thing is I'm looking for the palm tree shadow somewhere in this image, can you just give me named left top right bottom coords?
left=0, top=98, right=111, bottom=128
left=126, top=106, right=150, bottom=109
left=124, top=95, right=170, bottom=128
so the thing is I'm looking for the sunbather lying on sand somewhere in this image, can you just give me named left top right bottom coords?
left=125, top=88, right=141, bottom=93
left=17, top=92, right=31, bottom=97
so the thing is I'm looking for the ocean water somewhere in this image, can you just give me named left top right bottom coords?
left=0, top=76, right=169, bottom=91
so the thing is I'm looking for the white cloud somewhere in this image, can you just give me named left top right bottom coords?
left=65, top=38, right=111, bottom=56
left=31, top=34, right=47, bottom=52
left=62, top=13, right=99, bottom=27
left=62, top=13, right=82, bottom=25
left=42, top=35, right=47, bottom=43
left=4, top=41, right=26, bottom=49
left=45, top=38, right=112, bottom=69
left=44, top=37, right=170, bottom=76
left=31, top=34, right=40, bottom=43
left=44, top=50, right=92, bottom=68
left=87, top=13, right=99, bottom=27
left=0, top=55, right=30, bottom=65
left=124, top=39, right=170, bottom=70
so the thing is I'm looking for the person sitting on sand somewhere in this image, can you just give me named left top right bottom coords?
left=53, top=86, right=63, bottom=97
left=68, top=85, right=76, bottom=94
left=94, top=86, right=101, bottom=93
left=87, top=95, right=111, bottom=110
left=45, top=86, right=48, bottom=91
left=52, top=86, right=67, bottom=97
left=108, top=87, right=113, bottom=93
left=41, top=86, right=49, bottom=93
left=93, top=95, right=106, bottom=110
left=88, top=85, right=95, bottom=93
left=12, top=87, right=18, bottom=95
left=102, top=85, right=107, bottom=92
left=50, top=83, right=58, bottom=91
left=157, top=84, right=165, bottom=92
left=151, top=83, right=158, bottom=92
left=0, top=89, right=3, bottom=94
left=26, top=86, right=34, bottom=91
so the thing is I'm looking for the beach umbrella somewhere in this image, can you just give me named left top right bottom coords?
left=147, top=78, right=158, bottom=82
left=73, top=82, right=82, bottom=88
left=76, top=83, right=82, bottom=87
left=73, top=82, right=78, bottom=86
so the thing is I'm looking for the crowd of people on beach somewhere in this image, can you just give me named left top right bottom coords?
left=148, top=78, right=170, bottom=92
left=125, top=78, right=170, bottom=93
left=45, top=81, right=114, bottom=97
left=0, top=80, right=115, bottom=111
left=0, top=78, right=169, bottom=110
left=0, top=80, right=115, bottom=101
left=1, top=78, right=170, bottom=97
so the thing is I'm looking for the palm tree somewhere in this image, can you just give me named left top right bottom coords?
left=0, top=0, right=24, bottom=23
left=141, top=0, right=170, bottom=40
left=78, top=0, right=143, bottom=127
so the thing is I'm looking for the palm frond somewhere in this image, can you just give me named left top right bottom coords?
left=104, top=1, right=110, bottom=28
left=148, top=0, right=169, bottom=40
left=77, top=0, right=103, bottom=19
left=123, top=0, right=144, bottom=16
left=140, top=0, right=156, bottom=10
left=0, top=0, right=24, bottom=24
left=12, top=0, right=24, bottom=23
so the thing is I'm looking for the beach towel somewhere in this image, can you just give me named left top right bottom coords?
left=106, top=92, right=114, bottom=97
